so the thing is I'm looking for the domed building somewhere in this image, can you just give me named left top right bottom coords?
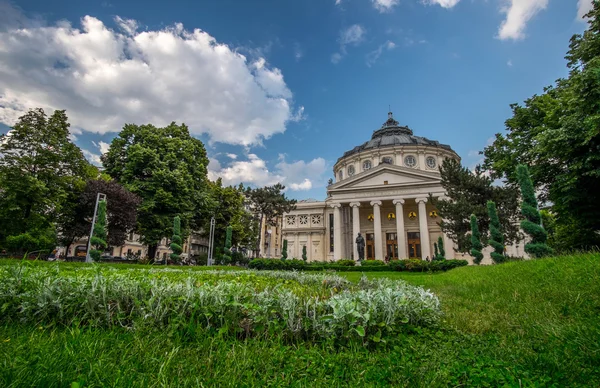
left=281, top=112, right=523, bottom=263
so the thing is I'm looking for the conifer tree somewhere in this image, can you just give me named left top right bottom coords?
left=302, top=245, right=307, bottom=262
left=434, top=242, right=439, bottom=259
left=516, top=165, right=553, bottom=258
left=437, top=236, right=445, bottom=260
left=222, top=225, right=233, bottom=264
left=470, top=214, right=483, bottom=265
left=487, top=200, right=506, bottom=263
left=282, top=239, right=288, bottom=260
left=90, top=200, right=108, bottom=261
left=170, top=216, right=183, bottom=263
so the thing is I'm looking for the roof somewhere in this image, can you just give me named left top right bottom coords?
left=338, top=112, right=454, bottom=162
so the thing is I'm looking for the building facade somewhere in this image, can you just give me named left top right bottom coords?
left=282, top=112, right=524, bottom=264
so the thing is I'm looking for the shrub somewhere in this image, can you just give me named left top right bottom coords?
left=470, top=214, right=484, bottom=265
left=360, top=260, right=385, bottom=266
left=302, top=245, right=307, bottom=262
left=387, top=260, right=406, bottom=271
left=221, top=226, right=233, bottom=264
left=487, top=201, right=506, bottom=264
left=248, top=258, right=306, bottom=271
left=336, top=259, right=356, bottom=267
left=281, top=239, right=288, bottom=260
left=434, top=236, right=446, bottom=260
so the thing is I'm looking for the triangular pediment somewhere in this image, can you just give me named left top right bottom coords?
left=329, top=164, right=441, bottom=192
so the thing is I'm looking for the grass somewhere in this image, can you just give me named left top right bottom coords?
left=1, top=254, right=600, bottom=386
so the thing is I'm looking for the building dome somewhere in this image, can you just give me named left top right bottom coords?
left=339, top=112, right=453, bottom=161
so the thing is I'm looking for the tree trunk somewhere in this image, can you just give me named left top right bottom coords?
left=148, top=243, right=158, bottom=260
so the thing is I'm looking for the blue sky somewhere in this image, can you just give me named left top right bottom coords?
left=0, top=0, right=592, bottom=199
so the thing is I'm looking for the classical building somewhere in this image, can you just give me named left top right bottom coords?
left=282, top=112, right=524, bottom=264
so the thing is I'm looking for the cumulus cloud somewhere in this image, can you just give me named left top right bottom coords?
left=0, top=6, right=302, bottom=146
left=92, top=140, right=110, bottom=154
left=497, top=0, right=549, bottom=40
left=578, top=0, right=593, bottom=20
left=331, top=24, right=366, bottom=64
left=421, top=0, right=461, bottom=8
left=82, top=149, right=102, bottom=166
left=366, top=40, right=396, bottom=67
left=372, top=0, right=399, bottom=13
left=226, top=153, right=237, bottom=159
left=208, top=154, right=328, bottom=191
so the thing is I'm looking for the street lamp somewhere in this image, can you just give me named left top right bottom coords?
left=85, top=192, right=107, bottom=263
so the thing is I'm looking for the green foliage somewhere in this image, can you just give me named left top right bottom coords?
left=244, top=184, right=297, bottom=255
left=431, top=159, right=520, bottom=252
left=434, top=243, right=439, bottom=259
left=221, top=225, right=233, bottom=264
left=302, top=245, right=307, bottom=262
left=90, top=200, right=108, bottom=262
left=483, top=5, right=600, bottom=246
left=102, top=122, right=209, bottom=258
left=281, top=239, right=288, bottom=260
left=0, top=108, right=94, bottom=251
left=487, top=201, right=506, bottom=264
left=336, top=259, right=356, bottom=267
left=470, top=214, right=484, bottom=265
left=247, top=258, right=468, bottom=273
left=170, top=216, right=183, bottom=262
left=434, top=236, right=446, bottom=261
left=360, top=260, right=386, bottom=266
left=516, top=165, right=553, bottom=258
left=4, top=227, right=57, bottom=254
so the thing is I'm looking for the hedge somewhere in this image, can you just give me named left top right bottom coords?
left=248, top=258, right=468, bottom=273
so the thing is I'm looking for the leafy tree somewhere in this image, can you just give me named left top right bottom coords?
left=89, top=200, right=108, bottom=261
left=58, top=179, right=141, bottom=255
left=0, top=108, right=93, bottom=250
left=222, top=225, right=233, bottom=264
left=431, top=159, right=520, bottom=252
left=102, top=122, right=209, bottom=258
left=517, top=165, right=553, bottom=258
left=282, top=239, right=288, bottom=260
left=302, top=245, right=307, bottom=262
left=169, top=216, right=183, bottom=263
left=482, top=3, right=600, bottom=244
left=470, top=214, right=483, bottom=265
left=487, top=201, right=506, bottom=263
left=245, top=184, right=297, bottom=256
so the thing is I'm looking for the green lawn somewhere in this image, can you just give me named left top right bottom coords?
left=1, top=254, right=599, bottom=387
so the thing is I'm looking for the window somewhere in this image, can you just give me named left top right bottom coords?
left=299, top=215, right=308, bottom=225
left=363, top=160, right=372, bottom=170
left=329, top=214, right=334, bottom=253
left=381, top=156, right=393, bottom=165
left=426, top=156, right=437, bottom=169
left=347, top=165, right=355, bottom=177
left=311, top=214, right=322, bottom=225
left=286, top=216, right=296, bottom=226
left=404, top=155, right=417, bottom=167
left=338, top=170, right=343, bottom=181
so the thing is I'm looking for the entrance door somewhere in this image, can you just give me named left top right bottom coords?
left=407, top=232, right=421, bottom=259
left=386, top=233, right=398, bottom=260
left=366, top=233, right=375, bottom=260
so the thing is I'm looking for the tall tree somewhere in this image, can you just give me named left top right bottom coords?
left=470, top=214, right=484, bottom=265
left=487, top=201, right=506, bottom=264
left=102, top=122, right=209, bottom=258
left=89, top=200, right=108, bottom=261
left=282, top=239, right=288, bottom=260
left=58, top=179, right=141, bottom=254
left=0, top=108, right=94, bottom=250
left=517, top=165, right=553, bottom=258
left=245, top=183, right=297, bottom=257
left=436, top=236, right=445, bottom=260
left=431, top=159, right=520, bottom=253
left=222, top=225, right=233, bottom=264
left=483, top=3, right=600, bottom=245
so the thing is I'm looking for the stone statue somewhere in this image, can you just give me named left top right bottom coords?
left=355, top=232, right=365, bottom=261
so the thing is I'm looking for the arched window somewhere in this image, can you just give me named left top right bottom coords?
left=363, top=160, right=372, bottom=170
left=381, top=156, right=393, bottom=165
left=348, top=165, right=355, bottom=177
left=338, top=170, right=343, bottom=181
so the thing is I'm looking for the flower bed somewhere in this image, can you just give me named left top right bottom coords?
left=0, top=263, right=441, bottom=343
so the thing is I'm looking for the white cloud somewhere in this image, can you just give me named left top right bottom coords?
left=92, top=140, right=110, bottom=154
left=335, top=0, right=342, bottom=5
left=507, top=59, right=513, bottom=67
left=497, top=0, right=549, bottom=40
left=332, top=24, right=366, bottom=64
left=294, top=43, right=303, bottom=61
left=421, top=0, right=461, bottom=8
left=226, top=153, right=237, bottom=159
left=114, top=16, right=138, bottom=36
left=372, top=0, right=399, bottom=13
left=578, top=0, right=593, bottom=20
left=208, top=154, right=328, bottom=191
left=0, top=6, right=302, bottom=146
left=82, top=149, right=102, bottom=166
left=366, top=40, right=396, bottom=67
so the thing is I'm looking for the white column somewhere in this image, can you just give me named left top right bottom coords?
left=350, top=202, right=361, bottom=261
left=330, top=203, right=342, bottom=261
left=308, top=232, right=313, bottom=262
left=370, top=200, right=383, bottom=260
left=393, top=199, right=407, bottom=258
left=416, top=198, right=431, bottom=260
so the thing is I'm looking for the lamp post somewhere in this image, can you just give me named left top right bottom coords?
left=85, top=192, right=107, bottom=263
left=207, top=217, right=215, bottom=266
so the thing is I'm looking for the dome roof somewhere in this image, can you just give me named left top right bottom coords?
left=338, top=112, right=454, bottom=161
